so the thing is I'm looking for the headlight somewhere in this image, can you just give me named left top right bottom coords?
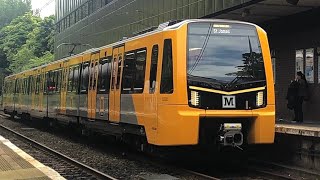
left=256, top=91, right=264, bottom=107
left=190, top=91, right=199, bottom=106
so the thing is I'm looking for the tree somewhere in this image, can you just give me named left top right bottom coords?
left=28, top=15, right=55, bottom=57
left=22, top=51, right=54, bottom=71
left=0, top=12, right=41, bottom=72
left=0, top=0, right=31, bottom=29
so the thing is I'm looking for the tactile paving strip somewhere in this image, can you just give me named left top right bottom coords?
left=0, top=143, right=34, bottom=170
left=0, top=136, right=65, bottom=180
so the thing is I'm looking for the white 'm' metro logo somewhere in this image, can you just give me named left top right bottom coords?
left=222, top=96, right=236, bottom=108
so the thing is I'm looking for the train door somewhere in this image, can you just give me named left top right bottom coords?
left=61, top=61, right=69, bottom=114
left=88, top=52, right=100, bottom=119
left=144, top=44, right=160, bottom=143
left=109, top=46, right=124, bottom=123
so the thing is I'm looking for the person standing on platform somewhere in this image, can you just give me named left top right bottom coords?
left=294, top=71, right=308, bottom=123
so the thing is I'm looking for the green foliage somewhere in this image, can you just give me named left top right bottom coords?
left=0, top=12, right=41, bottom=72
left=22, top=51, right=54, bottom=71
left=0, top=13, right=55, bottom=74
left=0, top=0, right=31, bottom=29
left=29, top=15, right=55, bottom=57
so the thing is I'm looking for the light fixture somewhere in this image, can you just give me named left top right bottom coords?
left=190, top=91, right=199, bottom=106
left=286, top=0, right=299, bottom=5
left=256, top=91, right=264, bottom=107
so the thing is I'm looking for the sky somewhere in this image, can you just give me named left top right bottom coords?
left=31, top=0, right=55, bottom=18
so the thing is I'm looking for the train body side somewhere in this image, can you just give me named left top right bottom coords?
left=2, top=19, right=275, bottom=147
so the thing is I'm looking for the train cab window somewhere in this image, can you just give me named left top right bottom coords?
left=68, top=67, right=74, bottom=92
left=149, top=45, right=159, bottom=93
left=160, top=39, right=174, bottom=94
left=134, top=50, right=146, bottom=93
left=98, top=57, right=111, bottom=93
left=73, top=65, right=80, bottom=93
left=122, top=52, right=135, bottom=93
left=81, top=63, right=89, bottom=93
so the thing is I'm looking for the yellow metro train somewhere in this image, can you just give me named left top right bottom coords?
left=2, top=19, right=275, bottom=150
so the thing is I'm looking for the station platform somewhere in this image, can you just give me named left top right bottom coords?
left=0, top=135, right=64, bottom=179
left=275, top=120, right=320, bottom=137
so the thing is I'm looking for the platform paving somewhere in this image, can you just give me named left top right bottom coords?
left=0, top=135, right=64, bottom=180
left=275, top=121, right=320, bottom=137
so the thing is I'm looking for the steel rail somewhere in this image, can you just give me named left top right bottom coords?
left=0, top=124, right=117, bottom=180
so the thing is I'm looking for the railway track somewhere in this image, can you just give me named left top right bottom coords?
left=0, top=113, right=221, bottom=179
left=0, top=124, right=117, bottom=180
left=249, top=159, right=320, bottom=180
left=0, top=113, right=318, bottom=180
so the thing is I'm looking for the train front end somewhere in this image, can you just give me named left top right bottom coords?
left=155, top=19, right=275, bottom=148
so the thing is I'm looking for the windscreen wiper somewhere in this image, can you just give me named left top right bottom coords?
left=225, top=79, right=266, bottom=90
left=188, top=75, right=223, bottom=89
left=188, top=25, right=213, bottom=74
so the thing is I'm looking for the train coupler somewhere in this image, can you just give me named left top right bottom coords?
left=218, top=123, right=243, bottom=149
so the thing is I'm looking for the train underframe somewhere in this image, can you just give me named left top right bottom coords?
left=4, top=108, right=257, bottom=155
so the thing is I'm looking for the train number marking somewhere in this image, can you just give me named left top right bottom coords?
left=222, top=96, right=236, bottom=108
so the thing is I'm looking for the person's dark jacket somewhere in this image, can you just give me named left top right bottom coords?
left=286, top=80, right=299, bottom=110
left=298, top=78, right=308, bottom=99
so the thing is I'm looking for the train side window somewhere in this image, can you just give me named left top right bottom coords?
left=134, top=49, right=146, bottom=93
left=160, top=39, right=174, bottom=94
left=15, top=79, right=18, bottom=94
left=81, top=63, right=89, bottom=93
left=149, top=45, right=159, bottom=93
left=98, top=57, right=111, bottom=93
left=111, top=58, right=116, bottom=89
left=68, top=67, right=74, bottom=92
left=122, top=52, right=135, bottom=93
left=73, top=65, right=80, bottom=93
left=19, top=79, right=22, bottom=94
left=93, top=62, right=98, bottom=90
left=44, top=73, right=48, bottom=94
left=28, top=76, right=32, bottom=95
left=35, top=75, right=40, bottom=94
left=47, top=71, right=56, bottom=92
left=24, top=78, right=28, bottom=94
left=40, top=73, right=45, bottom=93
left=116, top=56, right=122, bottom=89
left=57, top=70, right=62, bottom=92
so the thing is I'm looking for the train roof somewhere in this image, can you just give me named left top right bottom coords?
left=5, top=19, right=260, bottom=79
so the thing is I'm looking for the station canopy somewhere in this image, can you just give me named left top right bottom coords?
left=211, top=0, right=320, bottom=23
